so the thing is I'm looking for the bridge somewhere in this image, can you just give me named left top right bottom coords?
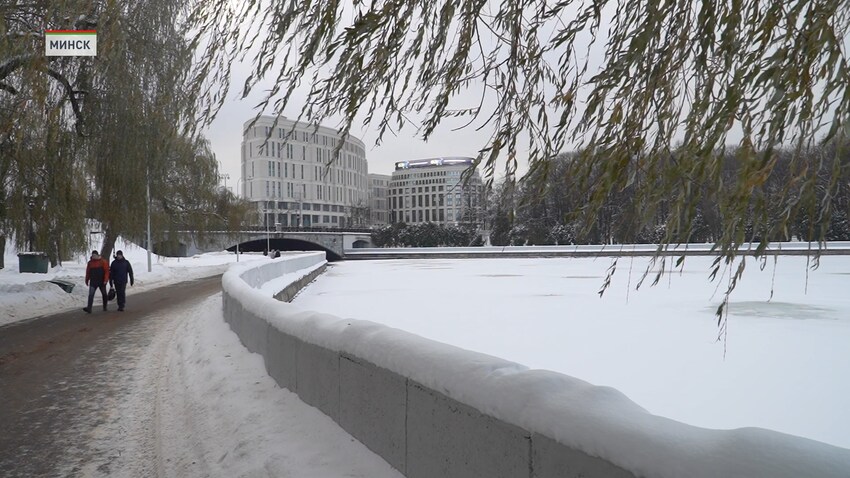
left=160, top=229, right=374, bottom=261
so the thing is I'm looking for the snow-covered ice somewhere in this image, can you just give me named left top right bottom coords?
left=292, top=255, right=850, bottom=450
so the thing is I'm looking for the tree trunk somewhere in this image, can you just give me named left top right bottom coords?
left=0, top=236, right=5, bottom=269
left=100, top=227, right=117, bottom=262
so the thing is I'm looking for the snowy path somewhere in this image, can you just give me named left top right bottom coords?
left=0, top=278, right=402, bottom=478
left=156, top=294, right=403, bottom=477
left=0, top=275, right=223, bottom=476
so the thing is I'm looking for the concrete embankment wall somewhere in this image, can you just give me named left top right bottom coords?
left=222, top=253, right=850, bottom=478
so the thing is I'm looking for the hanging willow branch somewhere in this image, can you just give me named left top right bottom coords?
left=193, top=1, right=847, bottom=328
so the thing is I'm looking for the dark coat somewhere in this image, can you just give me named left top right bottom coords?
left=109, top=257, right=134, bottom=285
left=85, top=258, right=109, bottom=287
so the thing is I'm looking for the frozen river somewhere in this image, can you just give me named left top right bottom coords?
left=293, top=255, right=850, bottom=450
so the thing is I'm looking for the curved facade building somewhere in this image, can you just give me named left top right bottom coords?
left=388, top=157, right=485, bottom=227
left=240, top=116, right=369, bottom=228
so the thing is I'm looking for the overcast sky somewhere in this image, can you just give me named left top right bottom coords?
left=199, top=2, right=559, bottom=194
left=203, top=60, right=512, bottom=195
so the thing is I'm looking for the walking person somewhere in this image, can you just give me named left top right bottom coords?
left=109, top=250, right=134, bottom=312
left=83, top=250, right=110, bottom=313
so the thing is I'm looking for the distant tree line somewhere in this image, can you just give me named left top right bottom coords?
left=488, top=139, right=850, bottom=246
left=372, top=223, right=484, bottom=248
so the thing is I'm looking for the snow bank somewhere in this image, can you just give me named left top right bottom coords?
left=0, top=234, right=266, bottom=327
left=222, top=254, right=850, bottom=478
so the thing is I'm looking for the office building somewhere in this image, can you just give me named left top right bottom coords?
left=368, top=174, right=391, bottom=227
left=240, top=116, right=369, bottom=228
left=388, top=157, right=485, bottom=227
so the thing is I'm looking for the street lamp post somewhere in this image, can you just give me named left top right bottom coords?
left=236, top=179, right=244, bottom=262
left=26, top=197, right=35, bottom=251
left=264, top=208, right=271, bottom=253
left=291, top=191, right=303, bottom=229
left=218, top=160, right=230, bottom=191
left=146, top=166, right=152, bottom=272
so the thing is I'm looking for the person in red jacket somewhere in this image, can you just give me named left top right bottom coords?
left=83, top=250, right=110, bottom=313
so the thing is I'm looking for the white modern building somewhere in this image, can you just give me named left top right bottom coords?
left=240, top=116, right=370, bottom=228
left=368, top=173, right=391, bottom=227
left=388, top=157, right=485, bottom=227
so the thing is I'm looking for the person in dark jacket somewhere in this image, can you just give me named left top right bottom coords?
left=83, top=250, right=110, bottom=313
left=109, top=250, right=134, bottom=312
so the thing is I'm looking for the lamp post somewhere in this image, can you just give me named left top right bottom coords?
left=235, top=176, right=254, bottom=260
left=293, top=191, right=303, bottom=228
left=146, top=166, right=152, bottom=272
left=219, top=172, right=230, bottom=191
left=26, top=197, right=35, bottom=251
left=264, top=208, right=271, bottom=253
left=236, top=179, right=244, bottom=261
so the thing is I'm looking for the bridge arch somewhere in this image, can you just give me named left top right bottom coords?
left=227, top=237, right=342, bottom=261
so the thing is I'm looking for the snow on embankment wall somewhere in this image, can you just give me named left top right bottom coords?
left=221, top=253, right=850, bottom=478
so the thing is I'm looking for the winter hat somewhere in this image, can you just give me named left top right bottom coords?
left=92, top=250, right=99, bottom=255
left=116, top=250, right=124, bottom=257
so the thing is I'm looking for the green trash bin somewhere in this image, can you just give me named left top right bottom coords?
left=18, top=252, right=49, bottom=273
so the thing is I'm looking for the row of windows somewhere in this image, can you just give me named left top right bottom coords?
left=255, top=125, right=365, bottom=157
left=261, top=201, right=351, bottom=212
left=258, top=180, right=366, bottom=203
left=391, top=185, right=445, bottom=195
left=393, top=170, right=463, bottom=181
left=249, top=141, right=366, bottom=173
left=390, top=193, right=481, bottom=209
left=252, top=160, right=367, bottom=189
left=396, top=178, right=475, bottom=187
left=388, top=184, right=483, bottom=196
left=390, top=209, right=473, bottom=223
left=266, top=213, right=343, bottom=227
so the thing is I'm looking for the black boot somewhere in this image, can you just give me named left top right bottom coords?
left=83, top=307, right=91, bottom=313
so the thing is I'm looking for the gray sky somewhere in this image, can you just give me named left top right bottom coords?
left=204, top=63, right=512, bottom=194
left=200, top=2, right=555, bottom=193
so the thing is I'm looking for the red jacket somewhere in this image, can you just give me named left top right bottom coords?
left=85, top=258, right=110, bottom=286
